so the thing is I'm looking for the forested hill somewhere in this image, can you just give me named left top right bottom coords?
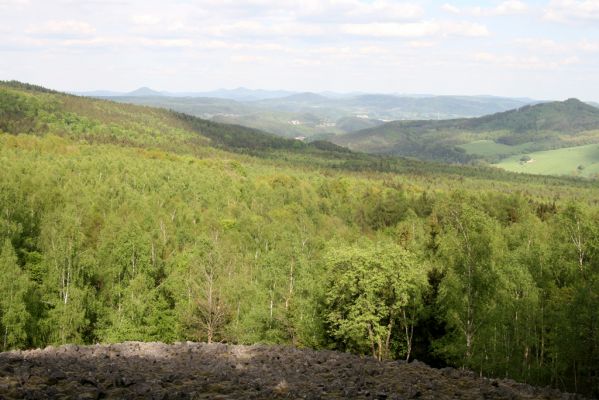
left=0, top=81, right=598, bottom=396
left=0, top=80, right=350, bottom=157
left=333, top=98, right=599, bottom=163
left=470, top=98, right=599, bottom=133
left=1, top=80, right=594, bottom=186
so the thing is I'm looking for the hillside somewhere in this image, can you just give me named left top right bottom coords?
left=0, top=81, right=598, bottom=396
left=0, top=342, right=584, bottom=399
left=334, top=99, right=599, bottom=168
left=0, top=81, right=349, bottom=158
left=99, top=92, right=534, bottom=139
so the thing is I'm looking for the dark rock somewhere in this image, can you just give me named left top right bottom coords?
left=47, top=369, right=67, bottom=385
left=76, top=390, right=99, bottom=400
left=79, top=377, right=98, bottom=387
left=133, top=382, right=152, bottom=395
left=0, top=342, right=590, bottom=400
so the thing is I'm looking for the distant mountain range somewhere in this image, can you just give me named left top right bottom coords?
left=74, top=87, right=295, bottom=101
left=333, top=98, right=599, bottom=164
left=82, top=88, right=548, bottom=138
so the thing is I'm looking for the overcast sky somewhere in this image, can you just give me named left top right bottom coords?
left=1, top=0, right=598, bottom=100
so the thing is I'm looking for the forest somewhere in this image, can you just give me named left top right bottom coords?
left=333, top=98, right=599, bottom=168
left=0, top=81, right=598, bottom=396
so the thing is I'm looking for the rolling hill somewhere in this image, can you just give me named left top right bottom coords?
left=333, top=99, right=599, bottom=169
left=92, top=91, right=535, bottom=139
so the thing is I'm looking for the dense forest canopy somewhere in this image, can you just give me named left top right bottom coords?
left=0, top=81, right=598, bottom=396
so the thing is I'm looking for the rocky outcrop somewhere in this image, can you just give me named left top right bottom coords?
left=0, top=342, right=586, bottom=399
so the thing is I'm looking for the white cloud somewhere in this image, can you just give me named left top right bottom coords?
left=22, top=35, right=195, bottom=50
left=514, top=38, right=565, bottom=52
left=341, top=1, right=423, bottom=21
left=492, top=1, right=528, bottom=15
left=26, top=20, right=96, bottom=36
left=0, top=0, right=29, bottom=8
left=341, top=21, right=488, bottom=38
left=544, top=0, right=599, bottom=22
left=474, top=52, right=580, bottom=70
left=443, top=1, right=528, bottom=17
left=204, top=20, right=325, bottom=37
left=230, top=54, right=267, bottom=63
left=357, top=46, right=388, bottom=55
left=442, top=21, right=490, bottom=37
left=408, top=40, right=437, bottom=48
left=0, top=36, right=46, bottom=50
left=290, top=58, right=322, bottom=67
left=441, top=3, right=461, bottom=14
left=131, top=15, right=162, bottom=25
left=341, top=21, right=439, bottom=38
left=578, top=40, right=599, bottom=52
left=170, top=0, right=422, bottom=23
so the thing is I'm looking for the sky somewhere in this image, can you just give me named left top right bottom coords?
left=1, top=0, right=598, bottom=100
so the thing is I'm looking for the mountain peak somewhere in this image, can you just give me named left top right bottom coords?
left=127, top=87, right=163, bottom=97
left=282, top=92, right=328, bottom=102
left=564, top=98, right=583, bottom=104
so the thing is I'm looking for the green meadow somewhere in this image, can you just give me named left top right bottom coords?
left=458, top=139, right=534, bottom=158
left=495, top=143, right=599, bottom=177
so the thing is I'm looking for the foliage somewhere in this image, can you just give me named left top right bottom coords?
left=323, top=242, right=427, bottom=360
left=0, top=82, right=598, bottom=396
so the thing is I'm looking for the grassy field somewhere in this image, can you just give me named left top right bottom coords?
left=459, top=139, right=534, bottom=157
left=495, top=143, right=599, bottom=177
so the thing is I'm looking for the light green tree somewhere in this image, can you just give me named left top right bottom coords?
left=324, top=241, right=428, bottom=360
left=0, top=239, right=31, bottom=350
left=436, top=201, right=506, bottom=366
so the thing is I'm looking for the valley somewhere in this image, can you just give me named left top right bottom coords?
left=103, top=89, right=599, bottom=178
left=99, top=90, right=534, bottom=140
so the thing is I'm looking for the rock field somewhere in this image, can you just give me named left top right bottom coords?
left=0, top=342, right=587, bottom=399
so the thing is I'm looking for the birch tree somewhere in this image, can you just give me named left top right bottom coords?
left=0, top=240, right=31, bottom=350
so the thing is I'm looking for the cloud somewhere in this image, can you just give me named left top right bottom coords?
left=341, top=21, right=439, bottom=38
left=338, top=1, right=424, bottom=22
left=443, top=1, right=528, bottom=17
left=514, top=38, right=565, bottom=52
left=544, top=0, right=599, bottom=22
left=0, top=0, right=29, bottom=4
left=0, top=0, right=29, bottom=8
left=357, top=46, right=388, bottom=55
left=578, top=40, right=599, bottom=52
left=491, top=1, right=528, bottom=15
left=441, top=3, right=460, bottom=14
left=190, top=0, right=423, bottom=22
left=204, top=20, right=326, bottom=38
left=62, top=36, right=195, bottom=49
left=0, top=36, right=46, bottom=51
left=341, top=21, right=488, bottom=38
left=131, top=15, right=162, bottom=25
left=474, top=52, right=580, bottom=70
left=515, top=37, right=599, bottom=54
left=408, top=40, right=437, bottom=48
left=230, top=54, right=267, bottom=63
left=26, top=20, right=96, bottom=36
